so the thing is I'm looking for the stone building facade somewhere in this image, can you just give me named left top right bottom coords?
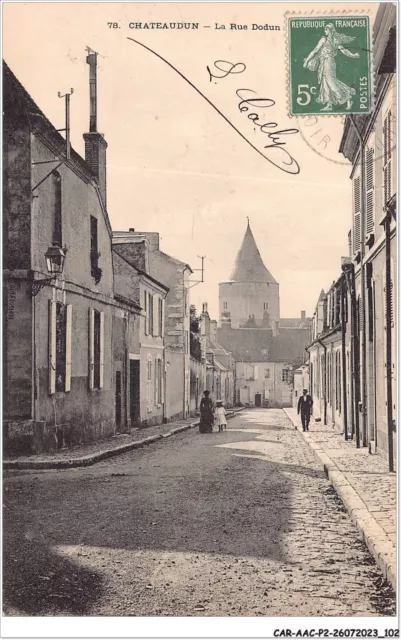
left=200, top=303, right=235, bottom=408
left=113, top=251, right=168, bottom=428
left=113, top=230, right=192, bottom=422
left=3, top=58, right=142, bottom=452
left=308, top=3, right=396, bottom=468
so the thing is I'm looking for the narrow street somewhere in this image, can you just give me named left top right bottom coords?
left=4, top=409, right=395, bottom=617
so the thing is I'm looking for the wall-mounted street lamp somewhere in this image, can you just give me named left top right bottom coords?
left=31, top=245, right=66, bottom=297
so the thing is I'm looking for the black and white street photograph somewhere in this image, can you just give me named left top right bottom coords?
left=2, top=1, right=398, bottom=636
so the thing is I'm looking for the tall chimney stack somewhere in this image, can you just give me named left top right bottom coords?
left=83, top=48, right=108, bottom=208
left=88, top=49, right=97, bottom=132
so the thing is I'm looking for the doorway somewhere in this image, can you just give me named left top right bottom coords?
left=255, top=393, right=262, bottom=407
left=130, top=360, right=140, bottom=427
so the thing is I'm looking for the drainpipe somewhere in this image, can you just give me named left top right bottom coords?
left=316, top=339, right=327, bottom=425
left=349, top=115, right=367, bottom=447
left=340, top=275, right=348, bottom=440
left=342, top=262, right=360, bottom=447
left=381, top=207, right=395, bottom=472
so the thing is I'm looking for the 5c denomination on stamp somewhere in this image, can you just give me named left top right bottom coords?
left=287, top=16, right=371, bottom=116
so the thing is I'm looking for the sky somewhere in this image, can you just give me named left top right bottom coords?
left=3, top=2, right=378, bottom=319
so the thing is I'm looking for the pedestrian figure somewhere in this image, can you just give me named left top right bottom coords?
left=215, top=400, right=227, bottom=432
left=199, top=390, right=214, bottom=433
left=297, top=388, right=313, bottom=432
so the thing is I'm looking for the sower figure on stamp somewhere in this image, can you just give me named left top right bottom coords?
left=297, top=388, right=313, bottom=432
left=303, top=23, right=360, bottom=112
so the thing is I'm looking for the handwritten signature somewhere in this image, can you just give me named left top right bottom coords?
left=127, top=39, right=300, bottom=175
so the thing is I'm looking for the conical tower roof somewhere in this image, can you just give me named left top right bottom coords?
left=229, top=221, right=277, bottom=283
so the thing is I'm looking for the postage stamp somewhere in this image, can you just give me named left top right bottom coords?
left=288, top=15, right=371, bottom=116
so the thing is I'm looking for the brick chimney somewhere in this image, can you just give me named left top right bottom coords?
left=301, top=310, right=306, bottom=321
left=83, top=49, right=107, bottom=208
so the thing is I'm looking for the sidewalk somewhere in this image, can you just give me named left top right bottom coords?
left=3, top=409, right=242, bottom=472
left=283, top=408, right=396, bottom=591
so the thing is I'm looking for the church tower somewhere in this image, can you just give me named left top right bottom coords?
left=219, top=221, right=280, bottom=328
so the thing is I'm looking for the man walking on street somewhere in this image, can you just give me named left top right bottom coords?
left=297, top=388, right=313, bottom=432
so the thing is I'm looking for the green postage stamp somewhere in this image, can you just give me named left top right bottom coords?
left=288, top=16, right=371, bottom=116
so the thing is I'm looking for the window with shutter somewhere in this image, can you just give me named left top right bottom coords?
left=158, top=298, right=163, bottom=337
left=93, top=310, right=101, bottom=389
left=55, top=303, right=67, bottom=392
left=353, top=176, right=361, bottom=252
left=149, top=294, right=154, bottom=336
left=49, top=301, right=57, bottom=394
left=147, top=358, right=152, bottom=405
left=365, top=148, right=374, bottom=235
left=49, top=302, right=72, bottom=393
left=356, top=296, right=362, bottom=334
left=52, top=171, right=62, bottom=247
left=144, top=290, right=148, bottom=336
left=154, top=359, right=159, bottom=404
left=383, top=111, right=392, bottom=205
left=153, top=295, right=159, bottom=337
left=89, top=308, right=95, bottom=389
left=99, top=311, right=104, bottom=389
left=65, top=304, right=72, bottom=392
left=384, top=280, right=395, bottom=328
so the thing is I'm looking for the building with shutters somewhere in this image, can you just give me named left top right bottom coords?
left=308, top=280, right=351, bottom=433
left=113, top=230, right=193, bottom=422
left=3, top=57, right=142, bottom=453
left=200, top=303, right=235, bottom=407
left=307, top=3, right=396, bottom=469
left=112, top=251, right=168, bottom=428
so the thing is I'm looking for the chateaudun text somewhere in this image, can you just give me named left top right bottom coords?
left=127, top=22, right=280, bottom=30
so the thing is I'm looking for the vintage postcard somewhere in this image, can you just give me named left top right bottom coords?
left=2, top=1, right=397, bottom=637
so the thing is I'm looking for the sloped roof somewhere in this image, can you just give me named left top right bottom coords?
left=280, top=318, right=310, bottom=329
left=228, top=222, right=277, bottom=283
left=217, top=326, right=309, bottom=365
left=217, top=327, right=273, bottom=362
left=268, top=328, right=310, bottom=364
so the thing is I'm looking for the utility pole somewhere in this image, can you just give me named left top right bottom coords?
left=57, top=88, right=74, bottom=160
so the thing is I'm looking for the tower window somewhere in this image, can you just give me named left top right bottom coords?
left=263, top=302, right=269, bottom=310
left=223, top=301, right=228, bottom=310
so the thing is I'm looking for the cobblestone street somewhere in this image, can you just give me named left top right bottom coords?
left=3, top=409, right=396, bottom=617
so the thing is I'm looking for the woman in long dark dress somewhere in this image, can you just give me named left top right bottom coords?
left=199, top=390, right=214, bottom=433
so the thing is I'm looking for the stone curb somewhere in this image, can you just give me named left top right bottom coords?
left=3, top=409, right=243, bottom=472
left=283, top=409, right=396, bottom=591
